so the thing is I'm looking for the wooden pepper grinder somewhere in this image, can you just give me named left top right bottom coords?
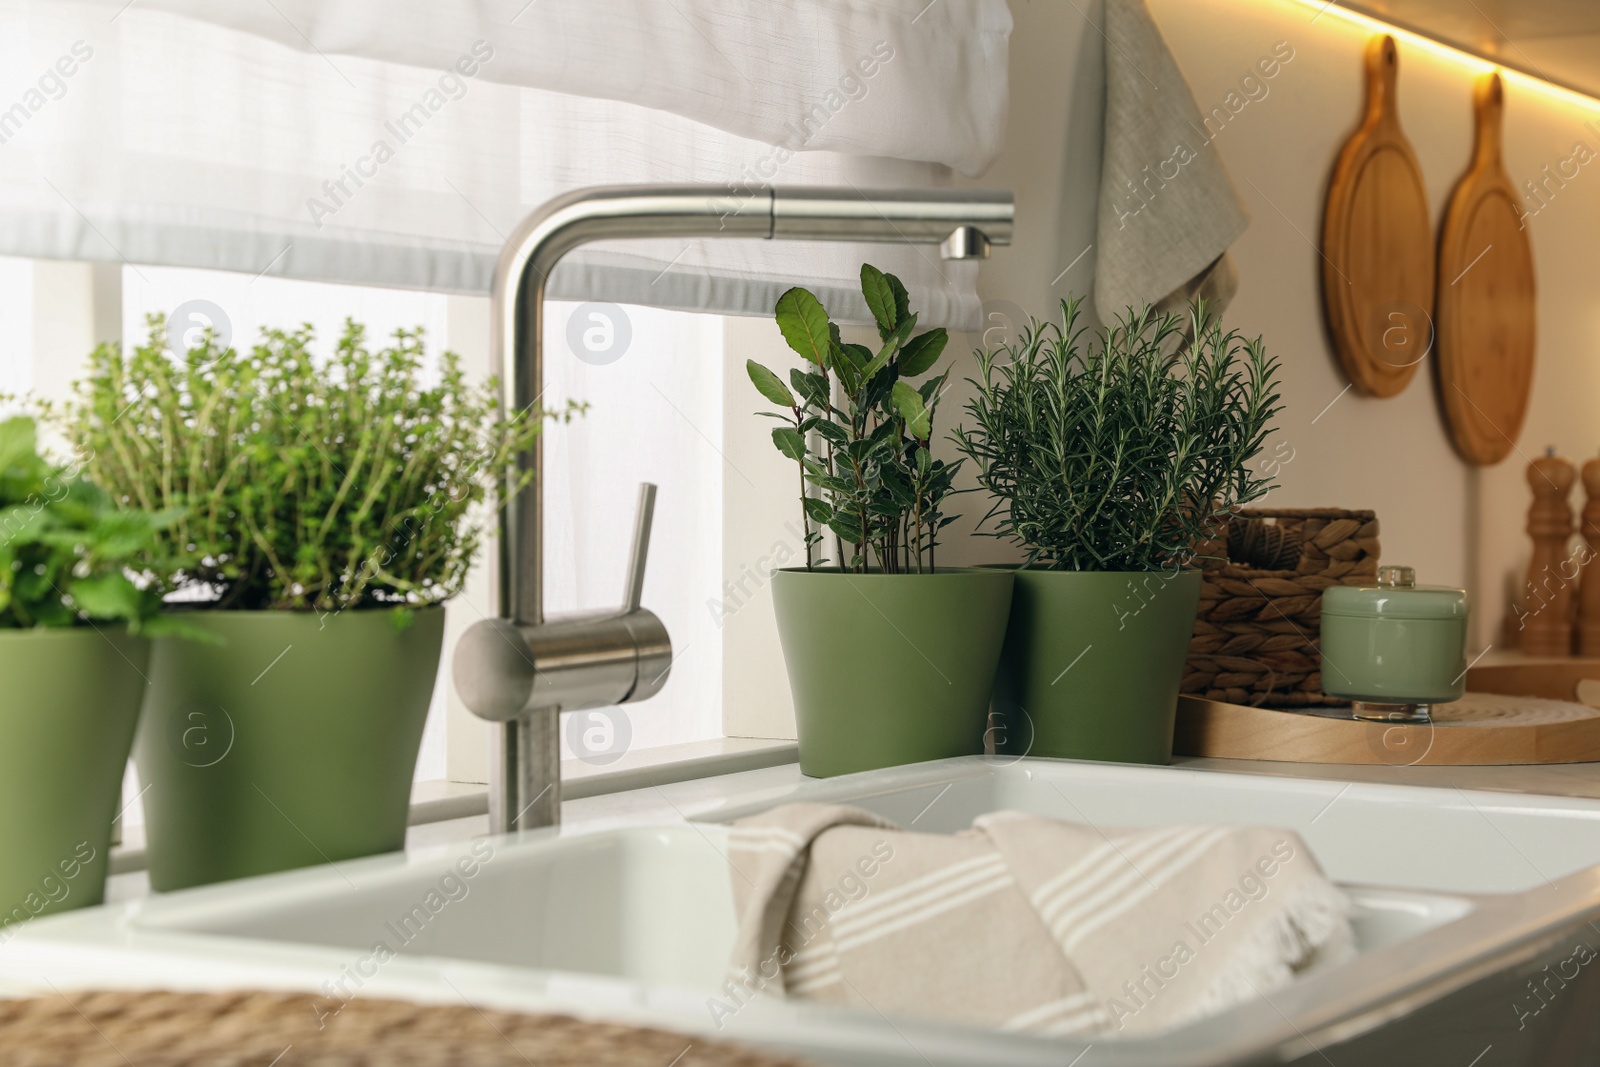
left=1523, top=448, right=1576, bottom=656
left=1578, top=452, right=1600, bottom=656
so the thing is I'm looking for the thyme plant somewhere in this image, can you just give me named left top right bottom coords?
left=953, top=298, right=1283, bottom=571
left=72, top=316, right=580, bottom=612
left=747, top=264, right=959, bottom=573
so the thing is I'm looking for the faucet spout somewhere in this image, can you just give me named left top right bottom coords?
left=460, top=183, right=1014, bottom=835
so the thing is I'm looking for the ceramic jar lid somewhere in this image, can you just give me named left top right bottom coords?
left=1322, top=565, right=1469, bottom=621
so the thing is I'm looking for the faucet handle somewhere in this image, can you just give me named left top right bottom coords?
left=622, top=482, right=656, bottom=614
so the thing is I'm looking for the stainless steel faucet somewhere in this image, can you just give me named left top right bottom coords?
left=452, top=184, right=1015, bottom=834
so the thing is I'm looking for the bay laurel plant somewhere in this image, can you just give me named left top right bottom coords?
left=0, top=415, right=184, bottom=632
left=747, top=264, right=959, bottom=574
left=72, top=316, right=580, bottom=613
left=953, top=298, right=1283, bottom=572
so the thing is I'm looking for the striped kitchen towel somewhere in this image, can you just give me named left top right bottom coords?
left=719, top=804, right=1352, bottom=1038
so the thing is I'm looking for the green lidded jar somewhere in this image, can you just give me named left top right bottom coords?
left=1320, top=565, right=1469, bottom=723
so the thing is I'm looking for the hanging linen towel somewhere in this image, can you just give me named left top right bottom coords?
left=719, top=803, right=1351, bottom=1039
left=1094, top=0, right=1251, bottom=323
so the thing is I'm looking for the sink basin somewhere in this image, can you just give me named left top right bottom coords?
left=5, top=756, right=1600, bottom=1066
left=704, top=757, right=1600, bottom=894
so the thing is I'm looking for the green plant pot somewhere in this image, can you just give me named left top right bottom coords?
left=772, top=567, right=1013, bottom=778
left=992, top=568, right=1202, bottom=765
left=0, top=628, right=149, bottom=930
left=135, top=607, right=444, bottom=891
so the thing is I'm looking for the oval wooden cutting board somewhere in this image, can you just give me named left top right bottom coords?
left=1321, top=35, right=1436, bottom=398
left=1436, top=72, right=1537, bottom=466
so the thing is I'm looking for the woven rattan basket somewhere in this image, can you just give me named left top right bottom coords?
left=0, top=989, right=810, bottom=1067
left=1182, top=508, right=1380, bottom=708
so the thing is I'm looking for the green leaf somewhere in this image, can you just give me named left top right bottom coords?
left=827, top=512, right=865, bottom=545
left=771, top=427, right=807, bottom=462
left=774, top=288, right=833, bottom=367
left=0, top=505, right=49, bottom=545
left=0, top=417, right=38, bottom=476
left=66, top=571, right=142, bottom=621
left=812, top=420, right=849, bottom=446
left=887, top=273, right=911, bottom=327
left=802, top=497, right=832, bottom=524
left=89, top=510, right=161, bottom=560
left=830, top=342, right=860, bottom=396
left=861, top=336, right=902, bottom=383
left=747, top=360, right=797, bottom=408
left=892, top=381, right=932, bottom=439
left=898, top=328, right=949, bottom=377
left=891, top=311, right=920, bottom=348
left=860, top=264, right=897, bottom=340
left=790, top=369, right=830, bottom=409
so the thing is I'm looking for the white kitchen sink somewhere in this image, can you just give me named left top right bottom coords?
left=5, top=757, right=1600, bottom=1066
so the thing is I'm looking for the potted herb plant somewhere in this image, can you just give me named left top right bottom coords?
left=0, top=415, right=183, bottom=926
left=748, top=264, right=1013, bottom=777
left=954, top=299, right=1281, bottom=764
left=73, top=319, right=571, bottom=890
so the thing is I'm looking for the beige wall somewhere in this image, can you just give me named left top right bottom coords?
left=723, top=0, right=1600, bottom=737
left=1144, top=0, right=1600, bottom=654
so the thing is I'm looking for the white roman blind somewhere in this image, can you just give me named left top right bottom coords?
left=0, top=0, right=1012, bottom=325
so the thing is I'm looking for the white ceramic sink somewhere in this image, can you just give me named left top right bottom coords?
left=5, top=757, right=1600, bottom=1067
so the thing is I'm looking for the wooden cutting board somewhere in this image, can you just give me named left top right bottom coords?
left=1321, top=35, right=1435, bottom=398
left=1436, top=72, right=1537, bottom=466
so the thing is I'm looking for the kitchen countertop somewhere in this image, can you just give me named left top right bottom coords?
left=1172, top=754, right=1600, bottom=799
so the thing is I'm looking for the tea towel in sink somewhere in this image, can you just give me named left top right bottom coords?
left=719, top=804, right=1351, bottom=1038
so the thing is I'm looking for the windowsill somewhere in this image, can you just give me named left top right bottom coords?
left=109, top=736, right=798, bottom=875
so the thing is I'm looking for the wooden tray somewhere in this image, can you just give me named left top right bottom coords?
left=1174, top=662, right=1600, bottom=766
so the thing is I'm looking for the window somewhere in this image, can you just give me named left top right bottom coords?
left=7, top=260, right=730, bottom=829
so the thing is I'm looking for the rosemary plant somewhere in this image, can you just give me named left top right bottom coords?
left=72, top=316, right=580, bottom=612
left=747, top=264, right=959, bottom=573
left=953, top=298, right=1283, bottom=571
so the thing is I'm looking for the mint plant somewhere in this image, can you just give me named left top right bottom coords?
left=747, top=264, right=959, bottom=573
left=0, top=416, right=183, bottom=631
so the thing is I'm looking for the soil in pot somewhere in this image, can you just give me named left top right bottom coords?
left=992, top=568, right=1202, bottom=765
left=773, top=567, right=1013, bottom=778
left=0, top=629, right=149, bottom=925
left=135, top=607, right=444, bottom=891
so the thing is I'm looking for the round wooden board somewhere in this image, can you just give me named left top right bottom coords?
left=1436, top=72, right=1537, bottom=466
left=1175, top=671, right=1600, bottom=767
left=1321, top=35, right=1436, bottom=398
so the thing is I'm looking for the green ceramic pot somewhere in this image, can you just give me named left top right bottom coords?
left=772, top=567, right=1013, bottom=778
left=135, top=607, right=444, bottom=891
left=0, top=628, right=149, bottom=930
left=992, top=568, right=1202, bottom=765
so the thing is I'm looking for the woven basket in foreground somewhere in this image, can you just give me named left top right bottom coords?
left=1182, top=508, right=1380, bottom=708
left=0, top=989, right=809, bottom=1067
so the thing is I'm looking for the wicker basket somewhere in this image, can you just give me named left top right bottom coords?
left=1182, top=508, right=1380, bottom=708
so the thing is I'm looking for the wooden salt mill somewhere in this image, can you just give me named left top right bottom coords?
left=1523, top=449, right=1576, bottom=656
left=1579, top=453, right=1600, bottom=656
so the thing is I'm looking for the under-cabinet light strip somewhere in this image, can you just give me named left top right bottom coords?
left=1281, top=0, right=1600, bottom=116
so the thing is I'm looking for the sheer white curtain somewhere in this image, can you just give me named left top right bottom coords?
left=0, top=0, right=1013, bottom=775
left=0, top=0, right=1011, bottom=326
